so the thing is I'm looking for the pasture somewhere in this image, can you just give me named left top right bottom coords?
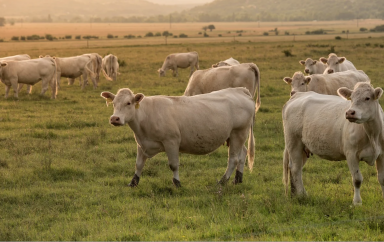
left=1, top=23, right=384, bottom=240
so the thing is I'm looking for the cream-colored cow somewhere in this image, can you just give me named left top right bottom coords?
left=212, top=57, right=240, bottom=68
left=158, top=51, right=199, bottom=77
left=283, top=70, right=369, bottom=96
left=299, top=58, right=326, bottom=75
left=321, top=53, right=357, bottom=74
left=101, top=54, right=119, bottom=81
left=283, top=82, right=384, bottom=205
left=101, top=87, right=255, bottom=187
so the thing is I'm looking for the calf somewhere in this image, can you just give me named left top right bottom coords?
left=158, top=51, right=199, bottom=77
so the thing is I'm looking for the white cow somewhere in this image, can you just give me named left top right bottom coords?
left=102, top=54, right=119, bottom=81
left=0, top=54, right=32, bottom=92
left=158, top=51, right=199, bottom=77
left=299, top=58, right=326, bottom=75
left=184, top=63, right=261, bottom=114
left=0, top=56, right=57, bottom=99
left=320, top=53, right=357, bottom=74
left=212, top=57, right=240, bottom=68
left=282, top=82, right=384, bottom=205
left=283, top=70, right=370, bottom=96
left=68, top=53, right=103, bottom=86
left=101, top=87, right=255, bottom=187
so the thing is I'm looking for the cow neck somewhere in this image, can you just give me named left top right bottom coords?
left=127, top=107, right=145, bottom=137
left=363, top=102, right=383, bottom=157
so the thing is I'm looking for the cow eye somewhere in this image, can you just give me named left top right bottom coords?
left=127, top=102, right=131, bottom=105
left=365, top=97, right=370, bottom=101
left=335, top=62, right=339, bottom=64
left=301, top=83, right=304, bottom=85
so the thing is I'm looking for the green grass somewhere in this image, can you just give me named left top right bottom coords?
left=1, top=37, right=384, bottom=240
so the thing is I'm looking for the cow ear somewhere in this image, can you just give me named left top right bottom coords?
left=39, top=55, right=44, bottom=58
left=134, top=93, right=144, bottom=103
left=305, top=77, right=311, bottom=84
left=283, top=77, right=292, bottom=84
left=100, top=91, right=115, bottom=106
left=337, top=87, right=353, bottom=100
left=374, top=87, right=383, bottom=100
left=1, top=62, right=7, bottom=67
left=299, top=60, right=305, bottom=65
left=313, top=60, right=317, bottom=64
left=320, top=57, right=327, bottom=64
left=212, top=63, right=218, bottom=68
left=338, top=57, right=346, bottom=63
left=157, top=69, right=161, bottom=73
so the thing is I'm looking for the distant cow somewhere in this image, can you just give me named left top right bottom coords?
left=101, top=87, right=255, bottom=187
left=320, top=53, right=357, bottom=74
left=0, top=54, right=32, bottom=92
left=283, top=82, right=384, bottom=205
left=68, top=53, right=101, bottom=87
left=299, top=58, right=326, bottom=74
left=184, top=63, right=261, bottom=113
left=212, top=57, right=240, bottom=68
left=102, top=54, right=119, bottom=81
left=283, top=70, right=370, bottom=96
left=158, top=51, right=199, bottom=77
left=0, top=56, right=57, bottom=99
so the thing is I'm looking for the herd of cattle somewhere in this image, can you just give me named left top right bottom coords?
left=1, top=50, right=384, bottom=206
left=0, top=53, right=120, bottom=99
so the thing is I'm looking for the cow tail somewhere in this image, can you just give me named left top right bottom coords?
left=51, top=57, right=58, bottom=97
left=85, top=57, right=96, bottom=79
left=102, top=67, right=113, bottom=81
left=249, top=63, right=261, bottom=114
left=283, top=148, right=290, bottom=196
left=247, top=115, right=255, bottom=172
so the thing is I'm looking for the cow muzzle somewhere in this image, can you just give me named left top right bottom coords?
left=304, top=69, right=309, bottom=74
left=346, top=110, right=357, bottom=122
left=327, top=69, right=334, bottom=74
left=110, top=116, right=123, bottom=126
left=290, top=91, right=296, bottom=96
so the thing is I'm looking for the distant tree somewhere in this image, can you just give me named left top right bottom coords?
left=0, top=17, right=5, bottom=27
left=107, top=34, right=114, bottom=39
left=145, top=32, right=154, bottom=37
left=162, top=31, right=171, bottom=45
left=274, top=27, right=279, bottom=35
left=207, top=24, right=215, bottom=32
left=202, top=26, right=208, bottom=32
left=360, top=27, right=368, bottom=32
left=45, top=34, right=54, bottom=41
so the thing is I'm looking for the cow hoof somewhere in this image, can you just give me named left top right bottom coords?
left=128, top=174, right=140, bottom=187
left=233, top=170, right=243, bottom=185
left=172, top=178, right=181, bottom=188
left=218, top=176, right=229, bottom=185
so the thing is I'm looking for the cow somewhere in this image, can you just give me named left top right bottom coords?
left=282, top=82, right=384, bottom=205
left=212, top=57, right=240, bottom=68
left=158, top=51, right=199, bottom=77
left=0, top=54, right=32, bottom=93
left=283, top=70, right=370, bottom=96
left=0, top=56, right=57, bottom=99
left=184, top=63, right=261, bottom=114
left=68, top=53, right=103, bottom=86
left=299, top=58, right=326, bottom=75
left=101, top=54, right=119, bottom=81
left=320, top=53, right=357, bottom=74
left=101, top=87, right=255, bottom=187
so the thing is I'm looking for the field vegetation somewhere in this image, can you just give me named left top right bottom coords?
left=1, top=23, right=384, bottom=240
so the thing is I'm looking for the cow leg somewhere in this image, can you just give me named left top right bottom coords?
left=56, top=72, right=61, bottom=89
left=129, top=145, right=148, bottom=187
left=10, top=80, right=19, bottom=98
left=26, top=85, right=32, bottom=94
left=40, top=78, right=49, bottom=96
left=17, top=83, right=24, bottom=92
left=376, top=154, right=384, bottom=199
left=346, top=156, right=363, bottom=205
left=81, top=73, right=87, bottom=90
left=233, top=146, right=247, bottom=184
left=189, top=66, right=194, bottom=77
left=5, top=85, right=11, bottom=98
left=164, top=144, right=181, bottom=187
left=50, top=76, right=57, bottom=99
left=287, top=143, right=306, bottom=196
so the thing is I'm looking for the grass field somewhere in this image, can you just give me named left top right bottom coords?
left=1, top=22, right=384, bottom=240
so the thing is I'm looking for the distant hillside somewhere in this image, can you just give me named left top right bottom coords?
left=0, top=0, right=198, bottom=22
left=185, top=0, right=384, bottom=21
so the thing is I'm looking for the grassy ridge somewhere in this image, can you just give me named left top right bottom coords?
left=1, top=37, right=384, bottom=240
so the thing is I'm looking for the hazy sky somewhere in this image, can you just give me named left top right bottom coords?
left=147, top=0, right=213, bottom=4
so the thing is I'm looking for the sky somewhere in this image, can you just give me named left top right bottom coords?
left=147, top=0, right=213, bottom=4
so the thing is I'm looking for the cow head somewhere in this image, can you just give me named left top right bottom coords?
left=283, top=71, right=311, bottom=96
left=101, top=88, right=144, bottom=126
left=0, top=62, right=7, bottom=75
left=338, top=82, right=383, bottom=124
left=322, top=53, right=346, bottom=74
left=299, top=58, right=317, bottom=74
left=158, top=68, right=166, bottom=77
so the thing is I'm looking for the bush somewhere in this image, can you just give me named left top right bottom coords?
left=335, top=36, right=342, bottom=40
left=45, top=34, right=54, bottom=41
left=173, top=36, right=178, bottom=38
left=145, top=32, right=154, bottom=37
left=118, top=59, right=126, bottom=67
left=65, top=35, right=72, bottom=39
left=263, top=32, right=269, bottom=36
left=198, top=32, right=202, bottom=34
left=83, top=35, right=98, bottom=39
left=75, top=35, right=81, bottom=40
left=359, top=27, right=367, bottom=32
left=11, top=36, right=19, bottom=41
left=370, top=25, right=384, bottom=32
left=124, top=34, right=135, bottom=39
left=179, top=33, right=188, bottom=38
left=285, top=31, right=290, bottom=35
left=204, top=32, right=209, bottom=37
left=26, top=35, right=40, bottom=40
left=218, top=34, right=222, bottom=37
left=305, top=29, right=326, bottom=35
left=0, top=39, right=3, bottom=42
left=155, top=32, right=161, bottom=36
left=20, top=36, right=26, bottom=41
left=107, top=34, right=114, bottom=39
left=282, top=50, right=294, bottom=57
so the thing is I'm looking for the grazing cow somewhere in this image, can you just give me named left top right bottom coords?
left=184, top=63, right=261, bottom=113
left=0, top=54, right=32, bottom=92
left=0, top=56, right=57, bottom=99
left=282, top=82, right=384, bottom=205
left=320, top=53, right=357, bottom=74
left=158, top=51, right=199, bottom=77
left=101, top=87, right=255, bottom=187
left=101, top=54, right=119, bottom=81
left=283, top=70, right=370, bottom=96
left=299, top=58, right=326, bottom=74
left=212, top=57, right=240, bottom=68
left=68, top=53, right=102, bottom=87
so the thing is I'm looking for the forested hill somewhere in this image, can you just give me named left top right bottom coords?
left=184, top=0, right=384, bottom=22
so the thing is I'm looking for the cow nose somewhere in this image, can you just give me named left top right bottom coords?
left=346, top=110, right=355, bottom=117
left=110, top=116, right=121, bottom=125
left=290, top=91, right=296, bottom=96
left=328, top=69, right=334, bottom=74
left=305, top=69, right=309, bottom=73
